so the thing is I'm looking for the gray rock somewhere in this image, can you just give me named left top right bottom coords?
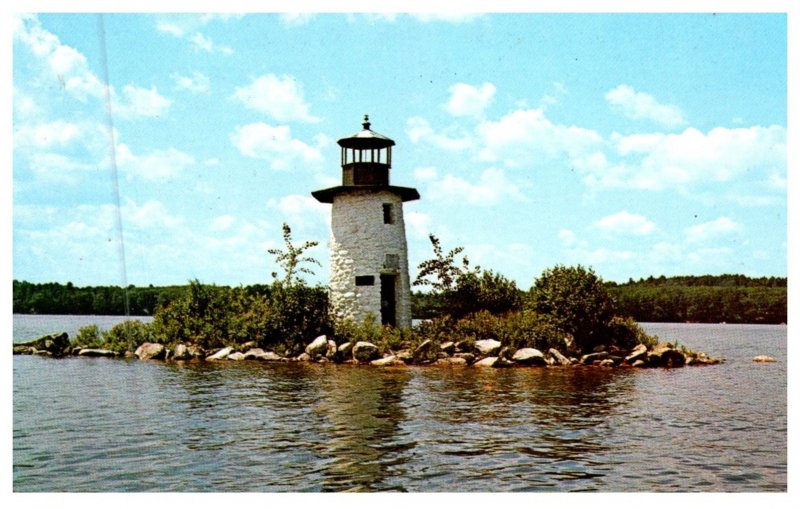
left=243, top=348, right=267, bottom=360
left=648, top=344, right=686, bottom=367
left=255, top=351, right=283, bottom=361
left=440, top=341, right=456, bottom=355
left=326, top=339, right=338, bottom=359
left=548, top=348, right=572, bottom=366
left=598, top=359, right=615, bottom=367
left=371, top=355, right=405, bottom=367
left=206, top=346, right=233, bottom=361
left=454, top=340, right=471, bottom=353
left=337, top=342, right=353, bottom=356
left=512, top=348, right=547, bottom=366
left=753, top=355, right=778, bottom=363
left=15, top=332, right=70, bottom=357
left=135, top=342, right=166, bottom=360
left=580, top=351, right=608, bottom=365
left=352, top=341, right=380, bottom=362
left=227, top=352, right=246, bottom=361
left=436, top=357, right=468, bottom=366
left=296, top=352, right=312, bottom=362
left=173, top=343, right=191, bottom=360
left=474, top=339, right=502, bottom=356
left=412, top=339, right=437, bottom=362
left=78, top=348, right=117, bottom=357
left=453, top=352, right=476, bottom=364
left=473, top=356, right=499, bottom=367
left=395, top=349, right=413, bottom=363
left=13, top=345, right=36, bottom=355
left=624, top=344, right=648, bottom=364
left=305, top=335, right=329, bottom=357
left=631, top=359, right=647, bottom=368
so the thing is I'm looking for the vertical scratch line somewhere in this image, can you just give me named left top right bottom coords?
left=97, top=14, right=130, bottom=316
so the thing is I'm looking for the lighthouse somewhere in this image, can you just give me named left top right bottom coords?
left=312, top=116, right=419, bottom=328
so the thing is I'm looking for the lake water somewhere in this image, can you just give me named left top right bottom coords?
left=12, top=315, right=787, bottom=492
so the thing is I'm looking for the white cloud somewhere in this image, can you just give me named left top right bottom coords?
left=581, top=125, right=786, bottom=190
left=15, top=120, right=81, bottom=149
left=123, top=199, right=184, bottom=229
left=113, top=85, right=172, bottom=119
left=405, top=211, right=433, bottom=239
left=267, top=194, right=330, bottom=231
left=685, top=216, right=742, bottom=244
left=413, top=166, right=438, bottom=182
left=230, top=123, right=325, bottom=171
left=409, top=13, right=482, bottom=23
left=406, top=116, right=472, bottom=151
left=476, top=108, right=603, bottom=168
left=605, top=84, right=687, bottom=128
left=444, top=82, right=496, bottom=118
left=189, top=32, right=233, bottom=55
left=280, top=13, right=316, bottom=26
left=173, top=71, right=210, bottom=93
left=27, top=152, right=97, bottom=184
left=116, top=145, right=196, bottom=181
left=14, top=14, right=105, bottom=101
left=210, top=214, right=236, bottom=232
left=232, top=74, right=319, bottom=123
left=425, top=167, right=524, bottom=206
left=594, top=211, right=656, bottom=236
left=558, top=229, right=578, bottom=247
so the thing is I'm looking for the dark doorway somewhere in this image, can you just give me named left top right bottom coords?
left=380, top=275, right=396, bottom=326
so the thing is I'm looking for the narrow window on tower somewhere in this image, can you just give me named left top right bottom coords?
left=383, top=203, right=394, bottom=224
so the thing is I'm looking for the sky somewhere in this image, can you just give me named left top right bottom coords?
left=8, top=7, right=791, bottom=290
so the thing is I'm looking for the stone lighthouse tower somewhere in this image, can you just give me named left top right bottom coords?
left=312, top=116, right=419, bottom=328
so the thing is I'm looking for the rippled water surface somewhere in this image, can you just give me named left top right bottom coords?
left=13, top=316, right=786, bottom=492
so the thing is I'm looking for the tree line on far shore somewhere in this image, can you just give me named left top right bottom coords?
left=13, top=274, right=786, bottom=325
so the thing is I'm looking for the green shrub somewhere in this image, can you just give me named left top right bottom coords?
left=529, top=265, right=615, bottom=353
left=102, top=320, right=154, bottom=353
left=607, top=316, right=658, bottom=349
left=74, top=324, right=102, bottom=348
left=448, top=270, right=523, bottom=318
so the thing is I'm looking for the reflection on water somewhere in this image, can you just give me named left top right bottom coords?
left=13, top=322, right=787, bottom=492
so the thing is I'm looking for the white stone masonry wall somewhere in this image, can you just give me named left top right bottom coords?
left=329, top=190, right=412, bottom=328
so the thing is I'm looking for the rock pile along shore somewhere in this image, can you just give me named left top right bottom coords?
left=14, top=332, right=725, bottom=369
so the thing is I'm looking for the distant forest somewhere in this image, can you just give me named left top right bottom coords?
left=13, top=274, right=787, bottom=324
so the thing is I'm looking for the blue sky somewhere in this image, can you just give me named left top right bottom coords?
left=9, top=9, right=789, bottom=289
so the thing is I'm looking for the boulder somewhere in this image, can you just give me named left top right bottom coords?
left=78, top=348, right=117, bottom=357
left=296, top=352, right=312, bottom=362
left=173, top=343, right=191, bottom=360
left=227, top=352, right=246, bottom=361
left=753, top=355, right=778, bottom=363
left=474, top=339, right=502, bottom=356
left=371, top=355, right=405, bottom=367
left=453, top=352, right=476, bottom=364
left=512, top=348, right=547, bottom=366
left=135, top=342, right=166, bottom=361
left=15, top=332, right=70, bottom=357
left=548, top=348, right=572, bottom=366
left=598, top=359, right=615, bottom=367
left=352, top=341, right=380, bottom=362
left=337, top=342, right=354, bottom=357
left=437, top=357, right=468, bottom=366
left=631, top=359, right=647, bottom=368
left=624, top=344, right=648, bottom=364
left=255, top=351, right=283, bottom=362
left=206, top=346, right=234, bottom=361
left=13, top=345, right=36, bottom=355
left=412, top=339, right=437, bottom=362
left=454, top=340, right=472, bottom=353
left=473, top=356, right=499, bottom=367
left=647, top=344, right=686, bottom=367
left=326, top=339, right=338, bottom=359
left=243, top=348, right=267, bottom=360
left=395, top=349, right=414, bottom=363
left=580, top=351, right=608, bottom=365
left=305, top=336, right=329, bottom=357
